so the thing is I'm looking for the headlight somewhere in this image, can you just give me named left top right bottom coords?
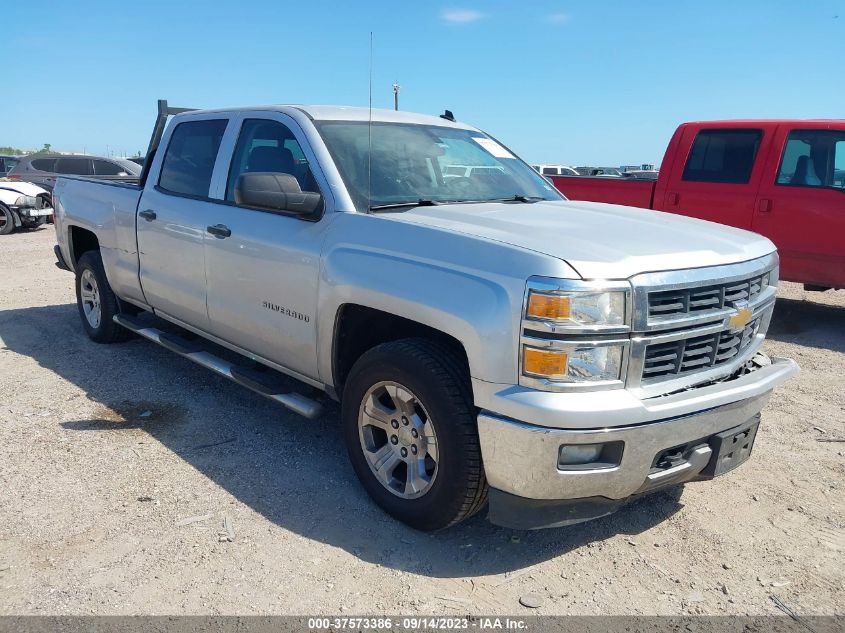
left=526, top=289, right=626, bottom=329
left=521, top=279, right=631, bottom=389
left=14, top=195, right=37, bottom=208
left=523, top=343, right=624, bottom=383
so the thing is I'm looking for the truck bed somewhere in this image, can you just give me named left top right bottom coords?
left=53, top=175, right=144, bottom=303
left=551, top=176, right=656, bottom=209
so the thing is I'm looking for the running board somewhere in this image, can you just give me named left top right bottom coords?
left=113, top=315, right=323, bottom=419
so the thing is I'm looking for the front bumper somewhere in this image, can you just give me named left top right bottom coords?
left=478, top=355, right=798, bottom=529
left=12, top=206, right=53, bottom=218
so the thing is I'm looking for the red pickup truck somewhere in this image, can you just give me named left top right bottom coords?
left=552, top=120, right=845, bottom=290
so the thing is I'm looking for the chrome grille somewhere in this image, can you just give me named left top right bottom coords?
left=641, top=318, right=761, bottom=381
left=648, top=272, right=771, bottom=320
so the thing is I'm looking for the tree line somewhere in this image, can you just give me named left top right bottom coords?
left=0, top=144, right=53, bottom=155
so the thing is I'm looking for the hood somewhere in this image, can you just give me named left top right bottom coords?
left=0, top=181, right=49, bottom=198
left=393, top=200, right=775, bottom=279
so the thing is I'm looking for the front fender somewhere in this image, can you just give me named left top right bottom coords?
left=316, top=213, right=579, bottom=386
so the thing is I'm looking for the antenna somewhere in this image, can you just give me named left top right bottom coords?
left=367, top=32, right=373, bottom=214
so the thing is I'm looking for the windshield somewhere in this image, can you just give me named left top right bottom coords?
left=316, top=121, right=563, bottom=211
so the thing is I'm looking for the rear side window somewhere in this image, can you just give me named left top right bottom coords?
left=93, top=159, right=126, bottom=176
left=682, top=129, right=762, bottom=184
left=158, top=119, right=227, bottom=197
left=55, top=158, right=92, bottom=175
left=542, top=167, right=558, bottom=175
left=31, top=158, right=57, bottom=172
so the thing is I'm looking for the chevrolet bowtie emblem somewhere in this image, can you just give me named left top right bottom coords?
left=727, top=306, right=753, bottom=332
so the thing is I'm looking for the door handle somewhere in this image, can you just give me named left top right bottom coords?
left=667, top=192, right=679, bottom=206
left=138, top=209, right=157, bottom=221
left=758, top=198, right=773, bottom=214
left=207, top=224, right=231, bottom=239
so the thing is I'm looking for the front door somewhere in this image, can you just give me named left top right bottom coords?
left=753, top=126, right=845, bottom=286
left=202, top=115, right=330, bottom=380
left=137, top=117, right=230, bottom=329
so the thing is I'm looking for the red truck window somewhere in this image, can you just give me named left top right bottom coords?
left=682, top=129, right=762, bottom=184
left=776, top=129, right=845, bottom=191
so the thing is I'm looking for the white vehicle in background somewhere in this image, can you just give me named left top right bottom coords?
left=0, top=180, right=53, bottom=235
left=532, top=164, right=580, bottom=177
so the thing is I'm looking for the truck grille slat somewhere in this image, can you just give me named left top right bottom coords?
left=641, top=318, right=761, bottom=382
left=647, top=272, right=771, bottom=320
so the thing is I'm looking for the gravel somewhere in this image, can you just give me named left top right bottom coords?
left=0, top=228, right=842, bottom=615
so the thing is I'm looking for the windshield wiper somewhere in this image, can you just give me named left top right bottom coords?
left=493, top=194, right=545, bottom=203
left=369, top=199, right=440, bottom=212
left=446, top=195, right=546, bottom=205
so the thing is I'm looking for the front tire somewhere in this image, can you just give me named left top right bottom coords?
left=342, top=339, right=488, bottom=530
left=0, top=205, right=16, bottom=235
left=75, top=251, right=130, bottom=343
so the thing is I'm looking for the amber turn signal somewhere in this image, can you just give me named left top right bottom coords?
left=526, top=292, right=571, bottom=321
left=523, top=347, right=569, bottom=379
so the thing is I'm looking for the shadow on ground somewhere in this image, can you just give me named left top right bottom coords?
left=767, top=296, right=845, bottom=354
left=1, top=303, right=689, bottom=577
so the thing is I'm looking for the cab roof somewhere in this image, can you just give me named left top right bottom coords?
left=182, top=104, right=478, bottom=130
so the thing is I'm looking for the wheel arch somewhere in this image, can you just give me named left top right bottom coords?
left=331, top=304, right=473, bottom=399
left=67, top=224, right=100, bottom=268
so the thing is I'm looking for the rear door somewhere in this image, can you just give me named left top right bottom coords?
left=660, top=125, right=771, bottom=229
left=753, top=125, right=845, bottom=286
left=202, top=113, right=330, bottom=380
left=136, top=116, right=231, bottom=329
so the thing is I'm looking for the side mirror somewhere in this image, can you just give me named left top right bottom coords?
left=235, top=172, right=322, bottom=218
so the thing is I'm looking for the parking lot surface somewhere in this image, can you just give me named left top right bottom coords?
left=0, top=228, right=842, bottom=615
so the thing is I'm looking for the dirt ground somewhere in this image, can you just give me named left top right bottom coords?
left=0, top=227, right=842, bottom=616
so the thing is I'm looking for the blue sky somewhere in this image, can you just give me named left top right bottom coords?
left=3, top=1, right=842, bottom=165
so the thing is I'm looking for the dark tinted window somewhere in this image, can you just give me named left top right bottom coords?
left=542, top=167, right=558, bottom=175
left=226, top=118, right=319, bottom=202
left=777, top=129, right=845, bottom=191
left=158, top=120, right=227, bottom=197
left=55, top=158, right=92, bottom=175
left=682, top=129, right=762, bottom=184
left=93, top=159, right=127, bottom=176
left=31, top=158, right=57, bottom=172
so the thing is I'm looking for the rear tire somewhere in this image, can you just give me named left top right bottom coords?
left=342, top=338, right=487, bottom=530
left=0, top=205, right=15, bottom=235
left=75, top=251, right=131, bottom=343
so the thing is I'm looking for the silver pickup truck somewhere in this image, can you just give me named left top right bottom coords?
left=52, top=101, right=798, bottom=530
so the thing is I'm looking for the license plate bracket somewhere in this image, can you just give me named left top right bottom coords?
left=699, top=415, right=760, bottom=478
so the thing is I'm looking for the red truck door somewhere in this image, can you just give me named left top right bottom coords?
left=752, top=125, right=845, bottom=288
left=657, top=124, right=772, bottom=229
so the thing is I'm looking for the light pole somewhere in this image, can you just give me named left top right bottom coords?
left=393, top=82, right=400, bottom=111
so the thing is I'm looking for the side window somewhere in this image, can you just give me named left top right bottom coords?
left=31, top=158, right=57, bottom=172
left=835, top=141, right=845, bottom=189
left=682, top=129, right=762, bottom=184
left=93, top=159, right=126, bottom=176
left=55, top=158, right=92, bottom=175
left=776, top=129, right=845, bottom=190
left=542, top=167, right=558, bottom=176
left=226, top=118, right=319, bottom=202
left=158, top=119, right=227, bottom=198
